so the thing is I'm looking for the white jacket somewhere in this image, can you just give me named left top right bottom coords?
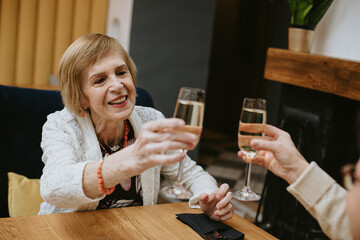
left=39, top=106, right=218, bottom=214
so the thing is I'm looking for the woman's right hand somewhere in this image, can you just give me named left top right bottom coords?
left=238, top=124, right=309, bottom=184
left=123, top=118, right=197, bottom=172
left=84, top=118, right=196, bottom=198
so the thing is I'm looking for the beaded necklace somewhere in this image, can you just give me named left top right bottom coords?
left=99, top=120, right=129, bottom=156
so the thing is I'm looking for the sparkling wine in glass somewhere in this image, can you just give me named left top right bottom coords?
left=233, top=98, right=266, bottom=201
left=161, top=87, right=205, bottom=200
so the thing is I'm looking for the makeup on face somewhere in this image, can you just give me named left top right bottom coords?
left=81, top=53, right=136, bottom=124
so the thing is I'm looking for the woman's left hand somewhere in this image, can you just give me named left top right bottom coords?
left=199, top=183, right=233, bottom=221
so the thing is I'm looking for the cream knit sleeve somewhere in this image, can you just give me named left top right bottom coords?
left=287, top=162, right=352, bottom=240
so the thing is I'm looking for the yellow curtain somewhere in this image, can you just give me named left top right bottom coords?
left=0, top=0, right=108, bottom=88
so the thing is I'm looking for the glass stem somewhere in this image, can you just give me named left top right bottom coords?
left=244, top=163, right=252, bottom=188
left=176, top=159, right=185, bottom=183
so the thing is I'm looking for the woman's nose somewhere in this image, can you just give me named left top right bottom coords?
left=109, top=75, right=123, bottom=90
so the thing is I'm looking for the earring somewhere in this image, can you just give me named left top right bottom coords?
left=80, top=104, right=88, bottom=117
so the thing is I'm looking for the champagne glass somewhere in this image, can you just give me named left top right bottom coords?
left=233, top=98, right=266, bottom=201
left=161, top=87, right=205, bottom=200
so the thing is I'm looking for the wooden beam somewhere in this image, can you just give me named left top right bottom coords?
left=52, top=0, right=73, bottom=74
left=15, top=0, right=37, bottom=85
left=33, top=0, right=56, bottom=85
left=90, top=0, right=108, bottom=34
left=71, top=0, right=91, bottom=41
left=264, top=48, right=360, bottom=101
left=0, top=0, right=19, bottom=85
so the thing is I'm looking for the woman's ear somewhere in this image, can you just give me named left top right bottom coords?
left=80, top=100, right=88, bottom=118
left=80, top=98, right=89, bottom=111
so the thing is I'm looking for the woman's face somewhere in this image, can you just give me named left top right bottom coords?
left=347, top=159, right=360, bottom=239
left=81, top=53, right=136, bottom=123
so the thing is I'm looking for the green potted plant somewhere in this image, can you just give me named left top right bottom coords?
left=287, top=0, right=334, bottom=52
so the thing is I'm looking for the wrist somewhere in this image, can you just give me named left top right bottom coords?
left=286, top=159, right=310, bottom=185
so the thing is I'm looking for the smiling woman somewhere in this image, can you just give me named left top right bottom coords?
left=38, top=33, right=234, bottom=221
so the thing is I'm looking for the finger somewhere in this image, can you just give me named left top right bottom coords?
left=199, top=193, right=209, bottom=204
left=216, top=184, right=229, bottom=199
left=250, top=138, right=278, bottom=153
left=216, top=191, right=232, bottom=210
left=219, top=210, right=234, bottom=221
left=146, top=151, right=187, bottom=165
left=249, top=155, right=266, bottom=165
left=238, top=151, right=251, bottom=164
left=143, top=118, right=185, bottom=132
left=238, top=151, right=244, bottom=158
left=238, top=151, right=250, bottom=163
left=173, top=124, right=202, bottom=136
left=257, top=150, right=266, bottom=156
left=238, top=135, right=267, bottom=147
left=238, top=150, right=267, bottom=167
left=145, top=141, right=195, bottom=154
left=216, top=201, right=233, bottom=217
left=154, top=131, right=198, bottom=144
left=264, top=124, right=284, bottom=139
left=208, top=192, right=215, bottom=202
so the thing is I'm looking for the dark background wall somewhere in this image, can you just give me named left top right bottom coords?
left=204, top=0, right=278, bottom=138
left=130, top=0, right=216, bottom=159
left=130, top=0, right=216, bottom=119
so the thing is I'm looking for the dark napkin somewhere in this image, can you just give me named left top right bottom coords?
left=176, top=213, right=244, bottom=240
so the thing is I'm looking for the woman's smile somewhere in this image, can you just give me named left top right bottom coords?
left=108, top=95, right=128, bottom=107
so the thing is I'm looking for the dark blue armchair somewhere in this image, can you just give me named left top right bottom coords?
left=0, top=85, right=153, bottom=217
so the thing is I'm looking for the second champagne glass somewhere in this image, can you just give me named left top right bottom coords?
left=233, top=98, right=266, bottom=201
left=161, top=87, right=205, bottom=200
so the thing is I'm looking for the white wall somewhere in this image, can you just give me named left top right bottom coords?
left=312, top=0, right=360, bottom=61
left=106, top=0, right=134, bottom=52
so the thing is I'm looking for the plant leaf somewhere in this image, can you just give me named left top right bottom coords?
left=287, top=0, right=297, bottom=24
left=308, top=0, right=334, bottom=26
left=294, top=0, right=313, bottom=25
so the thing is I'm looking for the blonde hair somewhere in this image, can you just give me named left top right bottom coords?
left=57, top=33, right=137, bottom=115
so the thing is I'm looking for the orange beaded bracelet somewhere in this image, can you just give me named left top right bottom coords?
left=96, top=157, right=115, bottom=195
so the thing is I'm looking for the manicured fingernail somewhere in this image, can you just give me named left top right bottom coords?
left=251, top=140, right=259, bottom=146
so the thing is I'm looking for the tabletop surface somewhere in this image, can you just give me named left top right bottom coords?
left=0, top=202, right=277, bottom=240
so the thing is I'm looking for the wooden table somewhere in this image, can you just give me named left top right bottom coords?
left=0, top=202, right=277, bottom=240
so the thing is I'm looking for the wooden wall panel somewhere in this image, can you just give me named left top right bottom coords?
left=33, top=0, right=56, bottom=85
left=90, top=0, right=108, bottom=34
left=52, top=0, right=74, bottom=74
left=0, top=0, right=19, bottom=85
left=15, top=0, right=37, bottom=85
left=0, top=0, right=108, bottom=88
left=72, top=0, right=91, bottom=41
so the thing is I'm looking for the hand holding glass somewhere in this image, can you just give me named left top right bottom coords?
left=233, top=98, right=266, bottom=201
left=161, top=87, right=205, bottom=200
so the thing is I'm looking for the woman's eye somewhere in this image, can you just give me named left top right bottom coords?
left=116, top=71, right=126, bottom=76
left=95, top=78, right=105, bottom=84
